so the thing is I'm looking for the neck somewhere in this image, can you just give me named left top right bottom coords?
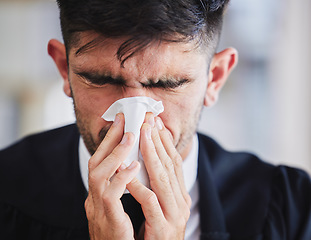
left=180, top=136, right=195, bottom=161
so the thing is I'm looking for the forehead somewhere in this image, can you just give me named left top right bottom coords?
left=68, top=32, right=209, bottom=81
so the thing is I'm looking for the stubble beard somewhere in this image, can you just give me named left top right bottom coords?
left=72, top=92, right=204, bottom=158
left=175, top=101, right=204, bottom=156
left=71, top=93, right=110, bottom=155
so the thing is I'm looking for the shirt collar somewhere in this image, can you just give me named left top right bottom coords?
left=79, top=134, right=199, bottom=193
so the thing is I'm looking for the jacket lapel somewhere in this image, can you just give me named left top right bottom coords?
left=198, top=135, right=230, bottom=240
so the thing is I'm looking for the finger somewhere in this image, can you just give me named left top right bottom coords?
left=102, top=161, right=141, bottom=221
left=127, top=178, right=165, bottom=226
left=88, top=132, right=135, bottom=199
left=107, top=161, right=140, bottom=199
left=151, top=122, right=186, bottom=208
left=145, top=113, right=181, bottom=197
left=144, top=112, right=155, bottom=127
left=155, top=117, right=192, bottom=208
left=89, top=113, right=125, bottom=172
left=140, top=123, right=178, bottom=214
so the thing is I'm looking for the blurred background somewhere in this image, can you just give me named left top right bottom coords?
left=0, top=0, right=310, bottom=173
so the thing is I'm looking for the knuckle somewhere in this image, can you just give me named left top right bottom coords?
left=88, top=172, right=98, bottom=186
left=144, top=191, right=158, bottom=206
left=84, top=198, right=90, bottom=210
left=164, top=158, right=175, bottom=171
left=173, top=154, right=183, bottom=168
left=159, top=171, right=169, bottom=184
left=175, top=210, right=189, bottom=229
left=180, top=200, right=191, bottom=222
left=184, top=205, right=191, bottom=221
left=84, top=197, right=93, bottom=217
left=150, top=170, right=169, bottom=187
left=130, top=177, right=139, bottom=185
left=185, top=194, right=192, bottom=208
left=88, top=159, right=96, bottom=172
left=101, top=192, right=113, bottom=206
left=108, top=150, right=120, bottom=161
left=88, top=171, right=110, bottom=192
left=154, top=131, right=162, bottom=143
left=114, top=171, right=126, bottom=183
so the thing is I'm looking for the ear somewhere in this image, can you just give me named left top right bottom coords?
left=47, top=39, right=72, bottom=98
left=204, top=47, right=238, bottom=107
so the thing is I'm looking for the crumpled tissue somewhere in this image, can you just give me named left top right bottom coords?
left=101, top=96, right=164, bottom=189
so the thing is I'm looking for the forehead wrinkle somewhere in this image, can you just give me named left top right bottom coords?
left=71, top=33, right=208, bottom=86
left=127, top=48, right=200, bottom=84
left=72, top=32, right=118, bottom=56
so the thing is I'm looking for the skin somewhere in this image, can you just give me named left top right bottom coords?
left=48, top=32, right=237, bottom=239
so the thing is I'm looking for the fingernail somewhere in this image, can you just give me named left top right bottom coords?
left=113, top=114, right=120, bottom=126
left=127, top=161, right=138, bottom=170
left=119, top=163, right=126, bottom=171
left=156, top=118, right=162, bottom=130
left=120, top=134, right=128, bottom=144
left=148, top=115, right=155, bottom=127
left=146, top=126, right=152, bottom=140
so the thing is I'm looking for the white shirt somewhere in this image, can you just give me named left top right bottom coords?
left=79, top=134, right=200, bottom=240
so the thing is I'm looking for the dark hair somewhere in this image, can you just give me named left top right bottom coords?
left=56, top=0, right=230, bottom=64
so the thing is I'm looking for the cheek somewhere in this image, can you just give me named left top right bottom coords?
left=158, top=86, right=206, bottom=141
left=73, top=83, right=120, bottom=115
left=71, top=83, right=123, bottom=136
left=158, top=96, right=194, bottom=138
left=75, top=90, right=108, bottom=118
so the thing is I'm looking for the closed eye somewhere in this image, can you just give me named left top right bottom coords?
left=141, top=78, right=190, bottom=90
left=76, top=72, right=126, bottom=86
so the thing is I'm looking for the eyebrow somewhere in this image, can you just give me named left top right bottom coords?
left=75, top=70, right=191, bottom=89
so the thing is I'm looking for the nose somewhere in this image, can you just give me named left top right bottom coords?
left=122, top=86, right=150, bottom=98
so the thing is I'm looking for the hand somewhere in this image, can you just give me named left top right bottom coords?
left=127, top=113, right=192, bottom=240
left=85, top=113, right=141, bottom=240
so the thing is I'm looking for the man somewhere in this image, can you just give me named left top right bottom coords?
left=1, top=0, right=311, bottom=239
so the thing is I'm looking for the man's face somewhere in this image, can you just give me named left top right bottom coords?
left=66, top=33, right=211, bottom=158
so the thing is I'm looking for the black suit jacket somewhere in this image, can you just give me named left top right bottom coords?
left=0, top=124, right=311, bottom=239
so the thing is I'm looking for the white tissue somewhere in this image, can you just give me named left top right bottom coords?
left=101, top=96, right=164, bottom=188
